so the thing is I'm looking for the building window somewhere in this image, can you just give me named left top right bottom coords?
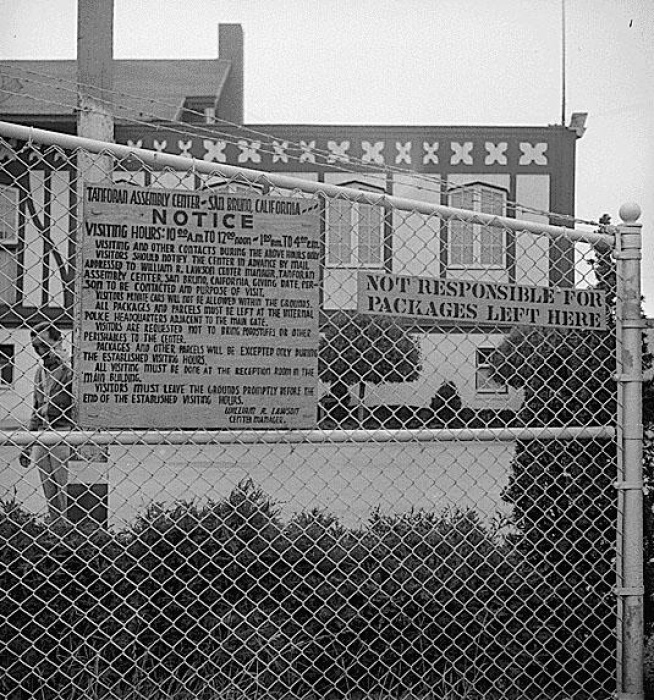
left=326, top=183, right=384, bottom=268
left=0, top=186, right=19, bottom=246
left=475, top=348, right=507, bottom=394
left=204, top=107, right=216, bottom=124
left=0, top=344, right=14, bottom=387
left=448, top=183, right=507, bottom=269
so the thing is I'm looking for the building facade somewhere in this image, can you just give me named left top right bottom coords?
left=0, top=25, right=585, bottom=426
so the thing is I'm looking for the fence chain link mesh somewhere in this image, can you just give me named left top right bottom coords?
left=0, top=135, right=621, bottom=699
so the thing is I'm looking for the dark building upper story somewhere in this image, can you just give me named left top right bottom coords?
left=0, top=58, right=230, bottom=129
left=0, top=21, right=584, bottom=172
left=0, top=24, right=245, bottom=130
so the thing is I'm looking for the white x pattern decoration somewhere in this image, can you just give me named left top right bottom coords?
left=327, top=141, right=350, bottom=163
left=422, top=142, right=439, bottom=165
left=361, top=141, right=385, bottom=164
left=238, top=140, right=262, bottom=164
left=272, top=141, right=290, bottom=164
left=519, top=142, right=548, bottom=165
left=130, top=135, right=552, bottom=169
left=178, top=140, right=193, bottom=158
left=299, top=141, right=316, bottom=164
left=202, top=140, right=227, bottom=163
left=485, top=142, right=508, bottom=166
left=395, top=142, right=412, bottom=165
left=450, top=142, right=474, bottom=166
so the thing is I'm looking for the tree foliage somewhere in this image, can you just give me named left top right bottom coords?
left=318, top=312, right=421, bottom=394
left=487, top=217, right=654, bottom=655
left=487, top=325, right=614, bottom=427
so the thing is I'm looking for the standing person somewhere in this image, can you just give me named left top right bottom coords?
left=20, top=321, right=76, bottom=525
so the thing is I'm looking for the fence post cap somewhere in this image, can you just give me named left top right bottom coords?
left=619, top=202, right=641, bottom=223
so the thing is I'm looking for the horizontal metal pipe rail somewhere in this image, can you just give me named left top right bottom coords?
left=4, top=426, right=615, bottom=446
left=0, top=120, right=614, bottom=246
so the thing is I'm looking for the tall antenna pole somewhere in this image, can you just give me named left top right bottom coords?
left=561, top=0, right=567, bottom=125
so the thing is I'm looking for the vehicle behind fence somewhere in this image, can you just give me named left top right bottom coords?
left=0, top=124, right=644, bottom=699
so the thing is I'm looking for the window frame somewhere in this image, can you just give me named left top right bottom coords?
left=447, top=182, right=508, bottom=270
left=325, top=182, right=385, bottom=269
left=0, top=185, right=19, bottom=246
left=475, top=347, right=507, bottom=395
left=0, top=344, right=14, bottom=388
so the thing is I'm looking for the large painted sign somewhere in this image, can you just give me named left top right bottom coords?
left=358, top=272, right=606, bottom=331
left=78, top=184, right=320, bottom=429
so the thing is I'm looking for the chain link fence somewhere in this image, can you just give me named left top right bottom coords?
left=0, top=127, right=641, bottom=699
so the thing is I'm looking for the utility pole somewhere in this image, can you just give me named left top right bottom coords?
left=77, top=0, right=114, bottom=179
left=73, top=0, right=115, bottom=528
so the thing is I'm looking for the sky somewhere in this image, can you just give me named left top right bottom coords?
left=2, top=0, right=654, bottom=314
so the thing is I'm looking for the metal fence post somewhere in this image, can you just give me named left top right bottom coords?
left=616, top=202, right=645, bottom=699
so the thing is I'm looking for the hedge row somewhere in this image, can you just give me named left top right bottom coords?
left=2, top=479, right=614, bottom=699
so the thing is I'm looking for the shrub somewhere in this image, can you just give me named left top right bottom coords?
left=1, top=483, right=616, bottom=698
left=1, top=497, right=125, bottom=699
left=429, top=381, right=462, bottom=425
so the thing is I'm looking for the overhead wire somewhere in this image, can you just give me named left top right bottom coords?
left=2, top=63, right=479, bottom=195
left=0, top=63, right=600, bottom=228
left=0, top=90, right=319, bottom=241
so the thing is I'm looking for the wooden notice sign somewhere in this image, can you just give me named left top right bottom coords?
left=358, top=272, right=606, bottom=331
left=78, top=184, right=320, bottom=429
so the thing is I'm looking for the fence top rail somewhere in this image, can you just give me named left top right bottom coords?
left=3, top=426, right=615, bottom=446
left=0, top=119, right=613, bottom=246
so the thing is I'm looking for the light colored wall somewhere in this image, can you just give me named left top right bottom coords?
left=0, top=440, right=516, bottom=527
left=363, top=332, right=523, bottom=411
left=391, top=174, right=442, bottom=278
left=515, top=174, right=550, bottom=286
